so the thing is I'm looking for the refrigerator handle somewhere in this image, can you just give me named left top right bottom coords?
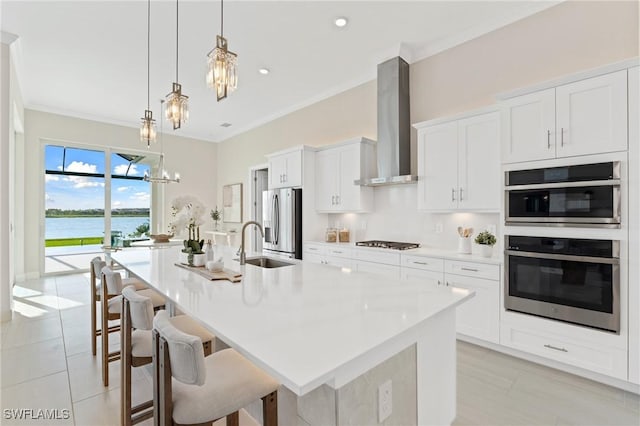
left=274, top=194, right=279, bottom=245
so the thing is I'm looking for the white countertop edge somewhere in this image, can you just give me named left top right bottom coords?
left=304, top=241, right=503, bottom=265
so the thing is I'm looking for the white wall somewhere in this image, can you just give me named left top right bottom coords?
left=1, top=41, right=12, bottom=320
left=22, top=110, right=218, bottom=276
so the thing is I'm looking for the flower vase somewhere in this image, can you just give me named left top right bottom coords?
left=478, top=244, right=493, bottom=258
left=458, top=237, right=471, bottom=254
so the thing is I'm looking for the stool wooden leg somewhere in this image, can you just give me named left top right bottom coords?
left=101, top=302, right=109, bottom=386
left=262, top=390, right=278, bottom=426
left=226, top=411, right=239, bottom=426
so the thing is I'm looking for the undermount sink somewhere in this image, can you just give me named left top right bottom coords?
left=245, top=256, right=295, bottom=269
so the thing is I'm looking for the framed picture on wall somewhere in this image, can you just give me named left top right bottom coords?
left=223, top=183, right=242, bottom=223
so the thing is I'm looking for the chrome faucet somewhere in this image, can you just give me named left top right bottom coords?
left=239, top=221, right=264, bottom=265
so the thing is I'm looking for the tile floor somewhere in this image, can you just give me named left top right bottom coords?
left=1, top=274, right=638, bottom=425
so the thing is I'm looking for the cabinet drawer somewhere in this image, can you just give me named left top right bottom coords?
left=446, top=260, right=499, bottom=280
left=501, top=325, right=627, bottom=380
left=354, top=249, right=401, bottom=266
left=401, top=255, right=444, bottom=272
left=303, top=244, right=327, bottom=256
left=401, top=267, right=443, bottom=286
left=324, top=255, right=353, bottom=269
left=303, top=252, right=323, bottom=264
left=354, top=261, right=400, bottom=280
left=326, top=247, right=353, bottom=258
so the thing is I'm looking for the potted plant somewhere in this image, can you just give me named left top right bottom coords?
left=169, top=196, right=207, bottom=266
left=474, top=230, right=497, bottom=258
left=210, top=206, right=222, bottom=231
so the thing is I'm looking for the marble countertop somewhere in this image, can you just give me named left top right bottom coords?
left=305, top=241, right=503, bottom=265
left=111, top=246, right=473, bottom=395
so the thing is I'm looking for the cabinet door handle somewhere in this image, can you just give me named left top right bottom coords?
left=331, top=196, right=335, bottom=205
left=332, top=251, right=343, bottom=254
left=413, top=261, right=429, bottom=266
left=451, top=188, right=456, bottom=202
left=336, top=195, right=340, bottom=205
left=283, top=173, right=287, bottom=182
left=560, top=128, right=564, bottom=147
left=544, top=344, right=568, bottom=353
left=445, top=281, right=450, bottom=286
left=459, top=188, right=464, bottom=202
left=547, top=130, right=551, bottom=149
left=437, top=280, right=441, bottom=286
left=308, top=247, right=318, bottom=251
left=461, top=267, right=479, bottom=272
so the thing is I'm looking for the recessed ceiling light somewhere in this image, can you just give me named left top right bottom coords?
left=334, top=17, right=348, bottom=28
left=258, top=68, right=270, bottom=75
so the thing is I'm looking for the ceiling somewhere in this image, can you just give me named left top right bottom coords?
left=2, top=1, right=558, bottom=143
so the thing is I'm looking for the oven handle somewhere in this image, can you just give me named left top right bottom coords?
left=505, top=249, right=619, bottom=265
left=505, top=179, right=620, bottom=191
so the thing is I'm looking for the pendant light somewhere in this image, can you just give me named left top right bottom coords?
left=144, top=100, right=181, bottom=184
left=206, top=0, right=238, bottom=101
left=165, top=0, right=189, bottom=129
left=140, top=0, right=156, bottom=147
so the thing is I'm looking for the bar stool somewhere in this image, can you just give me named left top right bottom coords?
left=90, top=257, right=148, bottom=356
left=101, top=265, right=165, bottom=387
left=121, top=286, right=215, bottom=426
left=153, top=310, right=279, bottom=426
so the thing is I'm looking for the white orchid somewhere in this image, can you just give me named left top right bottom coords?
left=169, top=195, right=206, bottom=238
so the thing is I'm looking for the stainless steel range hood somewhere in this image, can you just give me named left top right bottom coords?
left=355, top=57, right=417, bottom=187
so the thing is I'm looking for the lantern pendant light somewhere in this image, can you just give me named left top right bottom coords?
left=140, top=0, right=156, bottom=147
left=206, top=0, right=238, bottom=101
left=144, top=100, right=181, bottom=184
left=166, top=0, right=189, bottom=129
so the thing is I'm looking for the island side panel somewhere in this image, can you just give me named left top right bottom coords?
left=417, top=308, right=457, bottom=425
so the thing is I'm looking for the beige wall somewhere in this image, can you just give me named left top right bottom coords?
left=23, top=110, right=218, bottom=276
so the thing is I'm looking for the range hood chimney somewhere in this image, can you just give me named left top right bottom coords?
left=355, top=56, right=417, bottom=187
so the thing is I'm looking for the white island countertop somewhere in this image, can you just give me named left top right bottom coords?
left=112, top=247, right=472, bottom=398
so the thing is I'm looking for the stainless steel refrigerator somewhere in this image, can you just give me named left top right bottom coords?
left=262, top=188, right=302, bottom=259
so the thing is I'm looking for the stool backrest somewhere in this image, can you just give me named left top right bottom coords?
left=101, top=266, right=123, bottom=295
left=122, top=286, right=154, bottom=330
left=91, top=257, right=106, bottom=278
left=153, top=310, right=206, bottom=386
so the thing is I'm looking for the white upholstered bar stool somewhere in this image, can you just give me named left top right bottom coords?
left=121, top=286, right=215, bottom=426
left=90, top=257, right=148, bottom=356
left=101, top=265, right=166, bottom=387
left=153, top=311, right=279, bottom=426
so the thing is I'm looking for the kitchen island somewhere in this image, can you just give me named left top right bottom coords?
left=111, top=247, right=473, bottom=426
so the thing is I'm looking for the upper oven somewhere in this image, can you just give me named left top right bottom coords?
left=505, top=162, right=621, bottom=228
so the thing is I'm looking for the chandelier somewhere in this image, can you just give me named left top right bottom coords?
left=206, top=0, right=237, bottom=101
left=144, top=100, right=180, bottom=184
left=140, top=0, right=156, bottom=146
left=166, top=0, right=189, bottom=129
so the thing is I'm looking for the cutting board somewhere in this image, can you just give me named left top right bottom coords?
left=175, top=263, right=242, bottom=283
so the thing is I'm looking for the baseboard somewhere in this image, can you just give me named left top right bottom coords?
left=1, top=309, right=12, bottom=323
left=457, top=334, right=640, bottom=394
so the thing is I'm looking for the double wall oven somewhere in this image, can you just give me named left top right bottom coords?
left=504, top=162, right=622, bottom=333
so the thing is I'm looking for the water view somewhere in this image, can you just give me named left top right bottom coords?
left=46, top=216, right=150, bottom=240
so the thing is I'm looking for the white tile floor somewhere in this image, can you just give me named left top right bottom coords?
left=1, top=273, right=638, bottom=425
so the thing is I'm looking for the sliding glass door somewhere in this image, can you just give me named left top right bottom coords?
left=44, top=144, right=155, bottom=275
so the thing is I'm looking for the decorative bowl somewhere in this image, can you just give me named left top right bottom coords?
left=150, top=234, right=173, bottom=243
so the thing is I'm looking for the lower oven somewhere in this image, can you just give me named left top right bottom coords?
left=505, top=235, right=620, bottom=333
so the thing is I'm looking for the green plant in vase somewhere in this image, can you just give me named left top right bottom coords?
left=474, top=230, right=497, bottom=258
left=210, top=207, right=221, bottom=231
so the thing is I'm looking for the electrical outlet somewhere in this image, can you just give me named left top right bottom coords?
left=378, top=379, right=392, bottom=423
left=487, top=224, right=497, bottom=235
left=360, top=220, right=367, bottom=230
left=435, top=223, right=444, bottom=234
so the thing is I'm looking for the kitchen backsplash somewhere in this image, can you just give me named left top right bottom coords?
left=326, top=184, right=500, bottom=252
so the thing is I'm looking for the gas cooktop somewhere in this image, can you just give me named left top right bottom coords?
left=355, top=240, right=420, bottom=250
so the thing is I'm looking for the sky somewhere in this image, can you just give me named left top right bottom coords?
left=44, top=145, right=152, bottom=210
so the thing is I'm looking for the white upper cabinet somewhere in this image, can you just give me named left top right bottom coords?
left=268, top=149, right=303, bottom=189
left=555, top=70, right=628, bottom=157
left=501, top=88, right=556, bottom=162
left=315, top=138, right=375, bottom=213
left=501, top=70, right=628, bottom=163
left=417, top=111, right=500, bottom=212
